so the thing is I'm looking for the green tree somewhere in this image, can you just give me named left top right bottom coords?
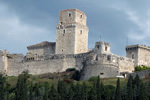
left=49, top=84, right=58, bottom=100
left=115, top=78, right=122, bottom=100
left=88, top=83, right=97, bottom=100
left=0, top=74, right=6, bottom=100
left=68, top=83, right=74, bottom=100
left=43, top=82, right=50, bottom=100
left=127, top=75, right=133, bottom=100
left=96, top=76, right=101, bottom=100
left=133, top=74, right=141, bottom=100
left=139, top=82, right=148, bottom=100
left=81, top=82, right=88, bottom=100
left=15, top=72, right=29, bottom=100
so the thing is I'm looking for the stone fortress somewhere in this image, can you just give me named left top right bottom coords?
left=0, top=9, right=150, bottom=80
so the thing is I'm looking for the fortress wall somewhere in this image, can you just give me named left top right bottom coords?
left=118, top=57, right=134, bottom=72
left=28, top=48, right=44, bottom=56
left=80, top=63, right=119, bottom=80
left=7, top=56, right=78, bottom=76
left=138, top=48, right=150, bottom=66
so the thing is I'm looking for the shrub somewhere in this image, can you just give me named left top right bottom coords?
left=135, top=65, right=150, bottom=72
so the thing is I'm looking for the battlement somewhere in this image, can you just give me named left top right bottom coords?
left=126, top=44, right=150, bottom=51
left=59, top=9, right=87, bottom=26
left=94, top=41, right=111, bottom=54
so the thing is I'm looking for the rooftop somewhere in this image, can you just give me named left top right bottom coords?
left=126, top=44, right=150, bottom=50
left=27, top=41, right=56, bottom=49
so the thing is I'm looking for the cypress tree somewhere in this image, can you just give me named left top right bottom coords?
left=115, top=78, right=122, bottom=100
left=127, top=75, right=133, bottom=100
left=15, top=72, right=28, bottom=100
left=133, top=74, right=141, bottom=100
left=43, top=82, right=50, bottom=100
left=88, top=83, right=97, bottom=100
left=96, top=76, right=101, bottom=100
left=49, top=84, right=58, bottom=100
left=81, top=82, right=88, bottom=100
left=139, top=82, right=148, bottom=100
left=0, top=74, right=6, bottom=100
left=68, top=83, right=74, bottom=100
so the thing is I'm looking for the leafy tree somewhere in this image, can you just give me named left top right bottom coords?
left=115, top=78, right=122, bottom=100
left=15, top=72, right=28, bottom=100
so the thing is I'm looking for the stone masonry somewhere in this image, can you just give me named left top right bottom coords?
left=56, top=9, right=88, bottom=54
left=0, top=9, right=149, bottom=80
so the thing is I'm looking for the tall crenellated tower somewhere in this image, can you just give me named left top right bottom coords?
left=56, top=9, right=89, bottom=54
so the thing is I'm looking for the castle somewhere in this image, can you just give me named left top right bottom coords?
left=0, top=9, right=150, bottom=80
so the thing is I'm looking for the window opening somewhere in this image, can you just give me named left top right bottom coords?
left=105, top=47, right=107, bottom=51
left=80, top=30, right=82, bottom=34
left=69, top=13, right=71, bottom=17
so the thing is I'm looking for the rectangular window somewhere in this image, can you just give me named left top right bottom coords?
left=69, top=13, right=71, bottom=17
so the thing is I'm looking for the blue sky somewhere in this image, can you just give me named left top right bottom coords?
left=0, top=0, right=149, bottom=56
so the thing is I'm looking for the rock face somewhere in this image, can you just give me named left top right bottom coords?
left=0, top=9, right=149, bottom=80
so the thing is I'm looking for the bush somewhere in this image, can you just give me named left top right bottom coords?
left=135, top=65, right=150, bottom=72
left=88, top=76, right=99, bottom=82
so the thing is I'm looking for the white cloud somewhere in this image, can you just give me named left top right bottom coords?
left=112, top=3, right=150, bottom=41
left=126, top=9, right=150, bottom=40
left=0, top=3, right=53, bottom=42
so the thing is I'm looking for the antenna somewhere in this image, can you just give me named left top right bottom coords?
left=99, top=35, right=102, bottom=41
left=126, top=36, right=129, bottom=46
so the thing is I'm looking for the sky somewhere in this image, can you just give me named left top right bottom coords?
left=0, top=0, right=149, bottom=56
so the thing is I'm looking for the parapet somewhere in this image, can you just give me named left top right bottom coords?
left=94, top=41, right=111, bottom=54
left=126, top=44, right=150, bottom=51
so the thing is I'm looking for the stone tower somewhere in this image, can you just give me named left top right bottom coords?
left=94, top=41, right=111, bottom=54
left=56, top=9, right=89, bottom=54
left=126, top=45, right=150, bottom=66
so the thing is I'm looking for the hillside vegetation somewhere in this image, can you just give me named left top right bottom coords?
left=0, top=71, right=150, bottom=100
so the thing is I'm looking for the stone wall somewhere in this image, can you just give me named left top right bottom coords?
left=128, top=70, right=150, bottom=79
left=0, top=50, right=4, bottom=73
left=27, top=41, right=55, bottom=57
left=6, top=54, right=84, bottom=76
left=118, top=57, right=134, bottom=72
left=80, top=52, right=134, bottom=80
left=138, top=47, right=150, bottom=66
left=126, top=45, right=150, bottom=66
left=80, top=63, right=119, bottom=80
